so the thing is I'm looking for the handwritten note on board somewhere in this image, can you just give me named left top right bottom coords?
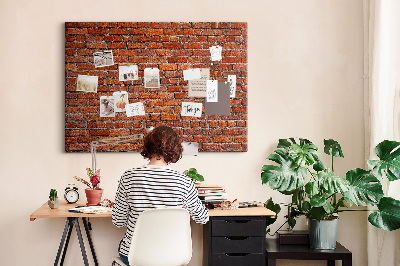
left=181, top=102, right=202, bottom=117
left=209, top=45, right=222, bottom=61
left=206, top=80, right=218, bottom=102
left=228, top=75, right=236, bottom=98
left=126, top=102, right=145, bottom=117
left=188, top=68, right=210, bottom=97
left=182, top=142, right=199, bottom=156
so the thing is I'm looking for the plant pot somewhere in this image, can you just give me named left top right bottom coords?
left=85, top=188, right=103, bottom=206
left=48, top=199, right=60, bottom=209
left=308, top=218, right=338, bottom=249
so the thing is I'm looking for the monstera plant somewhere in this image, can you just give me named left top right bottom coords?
left=261, top=138, right=400, bottom=232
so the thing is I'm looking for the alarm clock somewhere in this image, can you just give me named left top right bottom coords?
left=64, top=184, right=79, bottom=204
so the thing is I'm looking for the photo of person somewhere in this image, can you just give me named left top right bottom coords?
left=144, top=67, right=160, bottom=88
left=100, top=96, right=115, bottom=117
left=93, top=50, right=114, bottom=68
left=76, top=75, right=98, bottom=93
left=119, top=65, right=138, bottom=81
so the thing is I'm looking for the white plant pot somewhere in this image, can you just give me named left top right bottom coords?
left=48, top=199, right=60, bottom=209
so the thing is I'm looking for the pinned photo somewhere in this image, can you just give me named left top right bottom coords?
left=113, top=91, right=128, bottom=112
left=228, top=75, right=236, bottom=98
left=100, top=96, right=115, bottom=117
left=76, top=75, right=98, bottom=93
left=93, top=50, right=114, bottom=68
left=119, top=65, right=138, bottom=81
left=209, top=45, right=222, bottom=61
left=144, top=68, right=160, bottom=88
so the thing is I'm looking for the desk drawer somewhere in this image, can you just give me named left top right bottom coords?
left=211, top=253, right=264, bottom=266
left=212, top=236, right=264, bottom=253
left=211, top=218, right=265, bottom=236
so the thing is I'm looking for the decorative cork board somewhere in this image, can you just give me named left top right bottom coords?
left=65, top=22, right=247, bottom=152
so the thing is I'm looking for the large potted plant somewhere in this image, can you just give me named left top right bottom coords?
left=261, top=138, right=400, bottom=249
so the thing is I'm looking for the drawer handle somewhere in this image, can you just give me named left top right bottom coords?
left=225, top=236, right=249, bottom=241
left=224, top=220, right=250, bottom=224
left=225, top=253, right=250, bottom=257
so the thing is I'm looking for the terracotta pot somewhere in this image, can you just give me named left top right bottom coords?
left=85, top=188, right=103, bottom=206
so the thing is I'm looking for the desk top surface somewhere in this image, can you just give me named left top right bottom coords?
left=30, top=201, right=274, bottom=221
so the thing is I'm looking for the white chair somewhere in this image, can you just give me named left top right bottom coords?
left=112, top=208, right=192, bottom=266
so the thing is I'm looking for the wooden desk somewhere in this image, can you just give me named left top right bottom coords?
left=204, top=207, right=275, bottom=266
left=30, top=201, right=110, bottom=266
left=265, top=238, right=352, bottom=266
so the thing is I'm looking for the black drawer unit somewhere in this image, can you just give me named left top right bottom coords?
left=204, top=215, right=267, bottom=266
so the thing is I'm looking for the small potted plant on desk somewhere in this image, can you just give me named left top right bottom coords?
left=261, top=138, right=400, bottom=249
left=74, top=168, right=103, bottom=206
left=48, top=189, right=60, bottom=209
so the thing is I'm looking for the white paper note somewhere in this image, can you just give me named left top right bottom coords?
left=206, top=80, right=218, bottom=102
left=100, top=96, right=115, bottom=117
left=182, top=142, right=199, bottom=156
left=181, top=102, right=202, bottom=117
left=209, top=45, right=222, bottom=61
left=183, top=69, right=201, bottom=81
left=228, top=75, right=236, bottom=98
left=126, top=102, right=145, bottom=117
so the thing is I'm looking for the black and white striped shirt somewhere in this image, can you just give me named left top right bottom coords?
left=112, top=164, right=209, bottom=257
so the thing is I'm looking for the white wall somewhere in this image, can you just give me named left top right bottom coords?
left=0, top=0, right=367, bottom=265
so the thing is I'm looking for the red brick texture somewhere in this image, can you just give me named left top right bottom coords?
left=65, top=22, right=247, bottom=152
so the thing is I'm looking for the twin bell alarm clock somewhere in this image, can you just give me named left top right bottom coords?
left=64, top=184, right=79, bottom=204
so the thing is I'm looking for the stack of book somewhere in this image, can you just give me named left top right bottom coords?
left=195, top=184, right=227, bottom=205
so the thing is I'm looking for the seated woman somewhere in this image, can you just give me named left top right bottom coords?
left=112, top=125, right=209, bottom=265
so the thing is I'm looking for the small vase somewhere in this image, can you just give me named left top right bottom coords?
left=309, top=218, right=338, bottom=249
left=85, top=188, right=103, bottom=206
left=48, top=199, right=60, bottom=209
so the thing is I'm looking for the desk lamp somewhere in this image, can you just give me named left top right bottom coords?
left=90, top=133, right=145, bottom=172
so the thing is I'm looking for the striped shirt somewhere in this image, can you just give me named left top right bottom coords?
left=112, top=164, right=209, bottom=257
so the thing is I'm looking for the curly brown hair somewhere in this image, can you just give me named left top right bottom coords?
left=140, top=125, right=183, bottom=164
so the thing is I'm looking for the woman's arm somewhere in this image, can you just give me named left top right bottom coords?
left=182, top=181, right=209, bottom=224
left=112, top=175, right=129, bottom=227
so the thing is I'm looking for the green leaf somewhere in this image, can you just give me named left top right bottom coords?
left=264, top=198, right=281, bottom=227
left=183, top=168, right=204, bottom=182
left=368, top=197, right=400, bottom=231
left=308, top=207, right=326, bottom=221
left=305, top=181, right=319, bottom=197
left=261, top=148, right=307, bottom=192
left=367, top=140, right=400, bottom=181
left=310, top=194, right=332, bottom=213
left=288, top=218, right=296, bottom=229
left=318, top=169, right=349, bottom=195
left=288, top=142, right=319, bottom=168
left=344, top=168, right=383, bottom=206
left=324, top=139, right=344, bottom=158
left=313, top=160, right=326, bottom=172
left=277, top=139, right=292, bottom=148
left=302, top=201, right=311, bottom=212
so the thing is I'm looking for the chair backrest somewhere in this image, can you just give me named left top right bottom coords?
left=128, top=208, right=192, bottom=266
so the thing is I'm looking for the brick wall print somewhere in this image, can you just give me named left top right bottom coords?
left=65, top=22, right=248, bottom=152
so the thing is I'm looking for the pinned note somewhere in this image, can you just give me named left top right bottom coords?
left=113, top=91, right=128, bottom=112
left=182, top=142, right=199, bottom=156
left=100, top=96, right=115, bottom=117
left=93, top=50, right=114, bottom=68
left=204, top=82, right=230, bottom=115
left=209, top=45, right=222, bottom=61
left=181, top=102, right=202, bottom=117
left=119, top=65, right=138, bottom=81
left=183, top=68, right=201, bottom=81
left=77, top=75, right=98, bottom=93
left=188, top=68, right=210, bottom=97
left=144, top=68, right=160, bottom=88
left=126, top=102, right=145, bottom=117
left=206, top=80, right=218, bottom=102
left=228, top=75, right=236, bottom=98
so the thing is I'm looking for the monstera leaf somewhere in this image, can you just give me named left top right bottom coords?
left=368, top=197, right=400, bottom=231
left=288, top=142, right=319, bottom=168
left=261, top=148, right=307, bottom=192
left=343, top=168, right=383, bottom=206
left=367, top=140, right=400, bottom=181
left=317, top=169, right=349, bottom=195
left=324, top=139, right=344, bottom=157
left=264, top=198, right=281, bottom=227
